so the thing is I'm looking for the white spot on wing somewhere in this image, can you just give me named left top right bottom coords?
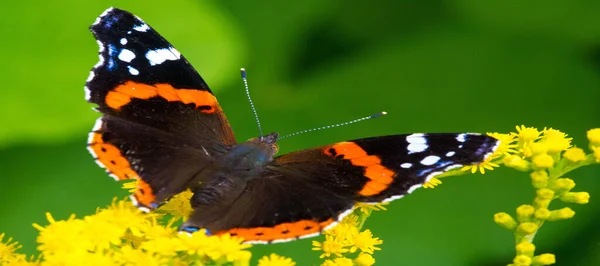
left=446, top=151, right=456, bottom=157
left=120, top=38, right=128, bottom=45
left=456, top=133, right=467, bottom=143
left=84, top=86, right=92, bottom=101
left=145, top=47, right=181, bottom=66
left=406, top=133, right=428, bottom=154
left=420, top=155, right=440, bottom=166
left=127, top=66, right=139, bottom=75
left=133, top=23, right=150, bottom=32
left=118, top=49, right=136, bottom=63
left=400, top=163, right=412, bottom=168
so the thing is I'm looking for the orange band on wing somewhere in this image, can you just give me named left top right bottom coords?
left=324, top=142, right=395, bottom=196
left=105, top=81, right=217, bottom=113
left=89, top=131, right=156, bottom=207
left=217, top=218, right=335, bottom=243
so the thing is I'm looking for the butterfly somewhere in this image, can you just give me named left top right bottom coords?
left=85, top=7, right=499, bottom=244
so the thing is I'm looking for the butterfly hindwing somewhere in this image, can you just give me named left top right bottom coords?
left=181, top=133, right=498, bottom=243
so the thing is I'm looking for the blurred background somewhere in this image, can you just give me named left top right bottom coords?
left=1, top=0, right=599, bottom=265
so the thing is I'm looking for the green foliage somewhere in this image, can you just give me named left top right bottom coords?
left=1, top=1, right=599, bottom=265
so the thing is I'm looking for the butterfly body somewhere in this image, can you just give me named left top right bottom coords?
left=85, top=7, right=499, bottom=244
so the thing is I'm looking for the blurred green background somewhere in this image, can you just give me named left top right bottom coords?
left=1, top=0, right=599, bottom=265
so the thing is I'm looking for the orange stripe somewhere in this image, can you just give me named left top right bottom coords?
left=218, top=218, right=335, bottom=242
left=325, top=142, right=395, bottom=196
left=105, top=81, right=217, bottom=113
left=89, top=131, right=156, bottom=206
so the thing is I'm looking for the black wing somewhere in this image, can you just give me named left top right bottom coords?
left=182, top=133, right=499, bottom=243
left=86, top=8, right=235, bottom=210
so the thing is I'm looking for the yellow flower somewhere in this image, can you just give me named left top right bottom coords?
left=0, top=233, right=20, bottom=258
left=516, top=125, right=541, bottom=142
left=326, top=221, right=359, bottom=246
left=177, top=230, right=212, bottom=257
left=560, top=192, right=590, bottom=204
left=113, top=245, right=168, bottom=266
left=94, top=198, right=150, bottom=237
left=33, top=213, right=93, bottom=254
left=532, top=154, right=554, bottom=169
left=494, top=212, right=518, bottom=230
left=0, top=233, right=34, bottom=266
left=515, top=242, right=535, bottom=256
left=354, top=253, right=375, bottom=266
left=350, top=230, right=382, bottom=254
left=487, top=132, right=518, bottom=157
left=312, top=235, right=349, bottom=258
left=563, top=147, right=586, bottom=162
left=461, top=159, right=499, bottom=174
left=140, top=237, right=182, bottom=257
left=355, top=202, right=388, bottom=214
left=204, top=233, right=252, bottom=263
left=322, top=257, right=354, bottom=266
left=587, top=128, right=600, bottom=146
left=502, top=155, right=530, bottom=171
left=122, top=180, right=138, bottom=193
left=83, top=214, right=128, bottom=251
left=423, top=177, right=442, bottom=188
left=512, top=254, right=532, bottom=265
left=532, top=253, right=556, bottom=265
left=157, top=189, right=194, bottom=221
left=542, top=128, right=571, bottom=153
left=593, top=147, right=600, bottom=163
left=258, top=253, right=296, bottom=266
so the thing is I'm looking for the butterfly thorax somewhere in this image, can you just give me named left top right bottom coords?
left=189, top=132, right=279, bottom=207
left=217, top=132, right=279, bottom=173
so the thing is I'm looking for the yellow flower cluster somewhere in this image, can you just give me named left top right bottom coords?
left=312, top=203, right=386, bottom=266
left=491, top=126, right=600, bottom=266
left=0, top=197, right=296, bottom=266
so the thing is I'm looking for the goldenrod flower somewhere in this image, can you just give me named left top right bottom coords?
left=516, top=205, right=535, bottom=222
left=494, top=212, right=518, bottom=230
left=515, top=242, right=535, bottom=257
left=532, top=253, right=556, bottom=265
left=541, top=128, right=571, bottom=153
left=512, top=254, right=532, bottom=266
left=587, top=128, right=600, bottom=146
left=592, top=147, right=600, bottom=163
left=313, top=235, right=349, bottom=258
left=322, top=257, right=354, bottom=266
left=516, top=125, right=541, bottom=142
left=494, top=126, right=598, bottom=265
left=157, top=189, right=194, bottom=220
left=487, top=132, right=518, bottom=157
left=532, top=154, right=554, bottom=169
left=422, top=177, right=442, bottom=188
left=563, top=147, right=586, bottom=162
left=350, top=230, right=382, bottom=254
left=461, top=159, right=499, bottom=174
left=354, top=253, right=375, bottom=266
left=205, top=233, right=252, bottom=263
left=113, top=245, right=168, bottom=266
left=355, top=203, right=388, bottom=214
left=258, top=253, right=296, bottom=266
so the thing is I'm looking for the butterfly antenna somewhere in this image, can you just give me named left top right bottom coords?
left=241, top=68, right=263, bottom=137
left=279, top=111, right=387, bottom=140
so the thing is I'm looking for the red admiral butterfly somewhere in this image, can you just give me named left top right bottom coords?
left=85, top=7, right=499, bottom=244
